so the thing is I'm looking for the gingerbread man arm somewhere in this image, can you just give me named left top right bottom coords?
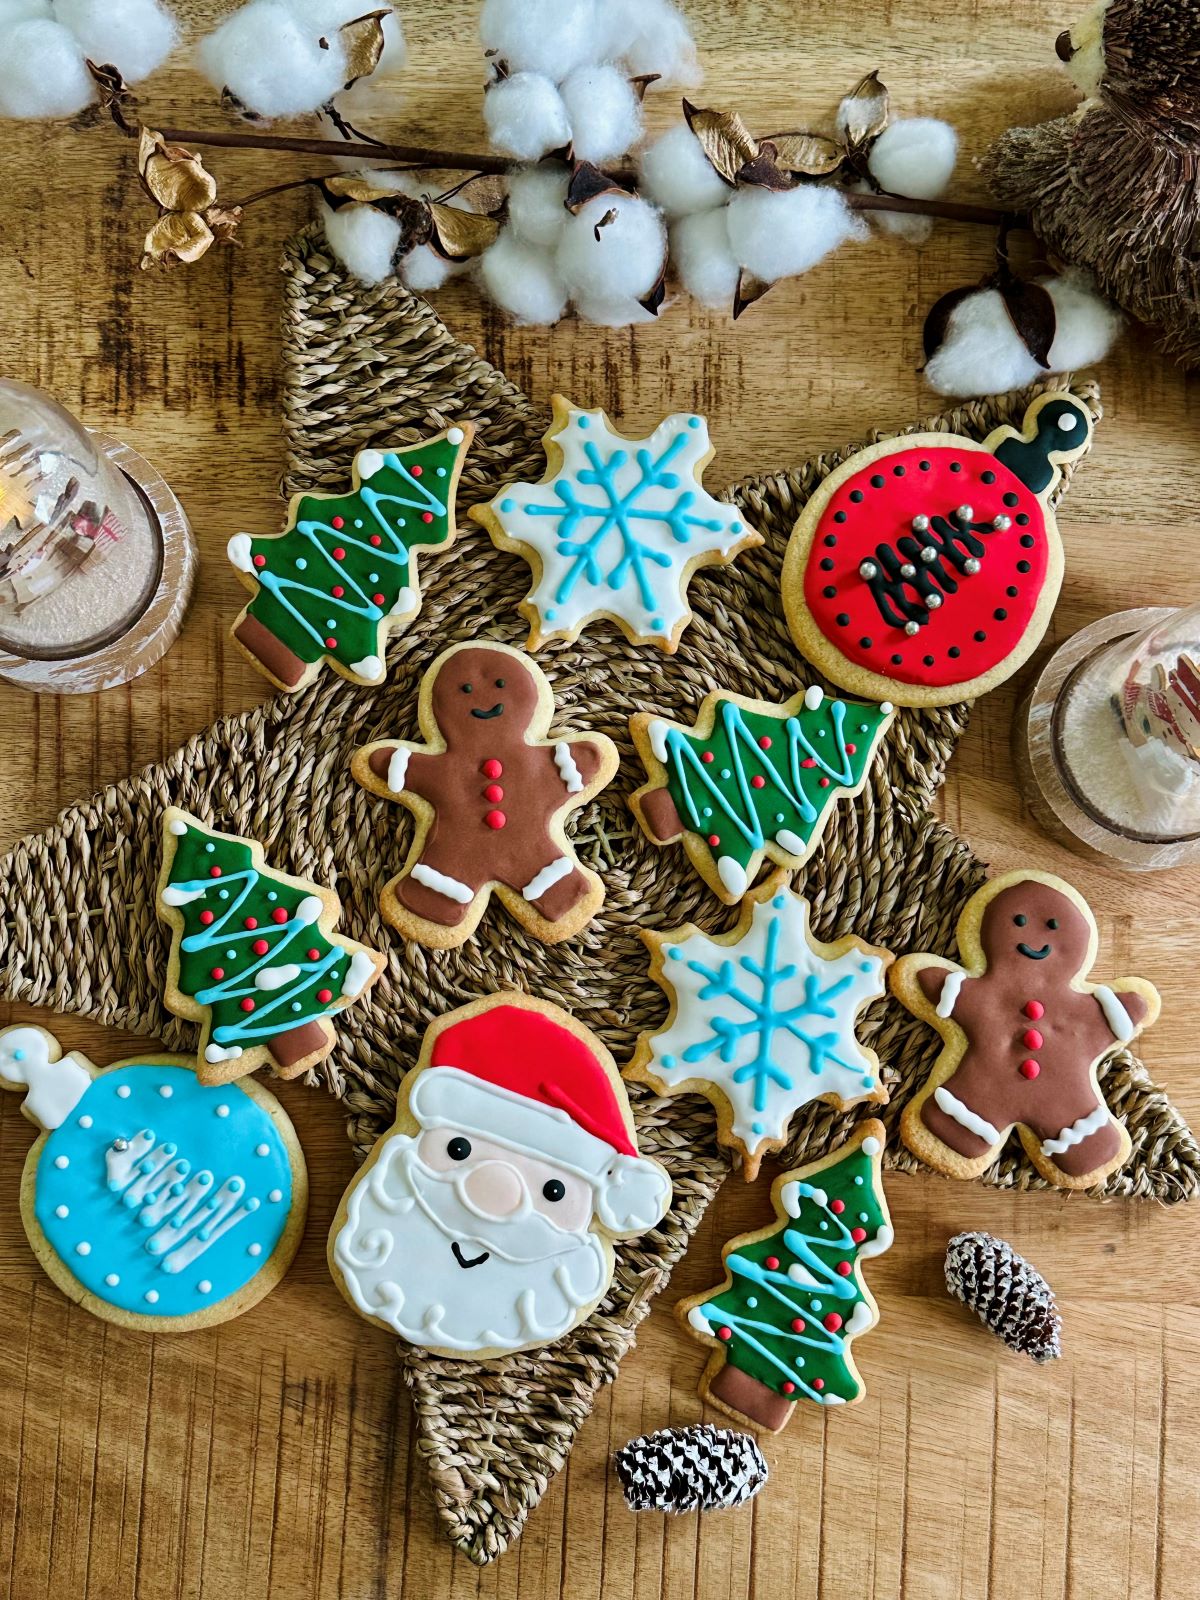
left=913, top=960, right=968, bottom=1017
left=548, top=735, right=612, bottom=796
left=1092, top=979, right=1159, bottom=1043
left=364, top=743, right=441, bottom=800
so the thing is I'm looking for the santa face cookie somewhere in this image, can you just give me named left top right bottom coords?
left=227, top=425, right=473, bottom=693
left=629, top=873, right=891, bottom=1180
left=470, top=397, right=763, bottom=653
left=630, top=683, right=894, bottom=903
left=328, top=993, right=672, bottom=1358
left=782, top=393, right=1092, bottom=706
left=157, top=808, right=385, bottom=1086
left=351, top=640, right=619, bottom=949
left=892, top=870, right=1159, bottom=1189
left=0, top=1025, right=306, bottom=1331
left=678, top=1120, right=892, bottom=1431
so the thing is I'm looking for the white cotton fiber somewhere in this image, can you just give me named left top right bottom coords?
left=479, top=0, right=598, bottom=81
left=0, top=1, right=52, bottom=23
left=670, top=208, right=739, bottom=309
left=506, top=163, right=570, bottom=248
left=0, top=19, right=94, bottom=117
left=1042, top=269, right=1125, bottom=369
left=725, top=184, right=866, bottom=283
left=865, top=117, right=957, bottom=242
left=574, top=292, right=658, bottom=326
left=483, top=72, right=570, bottom=161
left=288, top=0, right=407, bottom=78
left=480, top=229, right=569, bottom=324
left=555, top=192, right=666, bottom=301
left=621, top=0, right=699, bottom=83
left=559, top=62, right=641, bottom=163
left=320, top=200, right=402, bottom=284
left=198, top=0, right=347, bottom=117
left=402, top=245, right=465, bottom=292
left=639, top=122, right=729, bottom=218
left=51, top=0, right=178, bottom=84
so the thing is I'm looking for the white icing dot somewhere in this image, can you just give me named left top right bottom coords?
left=248, top=1243, right=262, bottom=1257
left=78, top=1115, right=92, bottom=1129
left=116, top=1085, right=131, bottom=1099
left=144, top=1290, right=159, bottom=1304
left=215, top=1104, right=230, bottom=1118
left=105, top=1273, right=120, bottom=1287
left=159, top=1085, right=173, bottom=1099
left=54, top=1155, right=69, bottom=1169
left=447, top=426, right=465, bottom=444
left=255, top=1143, right=269, bottom=1157
left=268, top=1189, right=282, bottom=1204
left=75, top=1241, right=91, bottom=1256
left=54, top=1204, right=69, bottom=1218
left=198, top=1280, right=212, bottom=1294
left=168, top=819, right=187, bottom=835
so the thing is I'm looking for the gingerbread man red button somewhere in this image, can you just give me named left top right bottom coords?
left=891, top=869, right=1161, bottom=1190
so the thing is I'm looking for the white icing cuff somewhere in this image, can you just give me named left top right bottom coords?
left=804, top=685, right=824, bottom=711
left=446, top=426, right=465, bottom=445
left=1093, top=984, right=1136, bottom=1043
left=933, top=1085, right=1001, bottom=1146
left=162, top=885, right=205, bottom=907
left=523, top=856, right=573, bottom=902
left=411, top=863, right=474, bottom=904
left=227, top=532, right=253, bottom=572
left=356, top=448, right=385, bottom=480
left=168, top=818, right=188, bottom=836
left=1041, top=1102, right=1110, bottom=1158
left=774, top=828, right=806, bottom=857
left=647, top=719, right=671, bottom=764
left=204, top=1043, right=244, bottom=1064
left=390, top=586, right=417, bottom=616
left=554, top=741, right=584, bottom=793
left=936, top=970, right=966, bottom=1019
left=844, top=1299, right=875, bottom=1335
left=857, top=1223, right=893, bottom=1259
left=687, top=1304, right=712, bottom=1335
left=350, top=654, right=385, bottom=683
left=341, top=949, right=378, bottom=998
left=386, top=747, right=410, bottom=794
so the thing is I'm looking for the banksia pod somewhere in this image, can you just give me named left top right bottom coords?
left=944, top=1230, right=1062, bottom=1363
left=613, top=1424, right=768, bottom=1513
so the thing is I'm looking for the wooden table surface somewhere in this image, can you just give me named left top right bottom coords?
left=2, top=4, right=1198, bottom=1597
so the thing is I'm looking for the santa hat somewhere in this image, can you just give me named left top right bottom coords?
left=409, top=1000, right=671, bottom=1237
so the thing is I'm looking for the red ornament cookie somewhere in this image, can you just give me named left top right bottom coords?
left=782, top=393, right=1092, bottom=706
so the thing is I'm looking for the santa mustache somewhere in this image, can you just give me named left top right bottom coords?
left=396, top=1148, right=591, bottom=1265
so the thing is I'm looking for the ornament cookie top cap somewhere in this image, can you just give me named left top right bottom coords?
left=782, top=392, right=1093, bottom=707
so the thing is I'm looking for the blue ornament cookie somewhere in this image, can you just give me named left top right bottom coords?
left=0, top=1025, right=307, bottom=1330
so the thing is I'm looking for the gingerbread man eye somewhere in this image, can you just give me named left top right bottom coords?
left=1047, top=918, right=1059, bottom=930
left=495, top=678, right=506, bottom=688
left=1013, top=914, right=1027, bottom=927
left=460, top=683, right=473, bottom=693
left=542, top=1179, right=565, bottom=1202
left=447, top=1136, right=472, bottom=1160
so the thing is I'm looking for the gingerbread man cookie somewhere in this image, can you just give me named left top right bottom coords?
left=892, top=870, right=1160, bottom=1189
left=351, top=641, right=619, bottom=948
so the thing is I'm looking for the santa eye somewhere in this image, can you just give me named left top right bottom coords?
left=542, top=1179, right=566, bottom=1202
left=460, top=683, right=472, bottom=693
left=1047, top=918, right=1059, bottom=929
left=1013, top=914, right=1027, bottom=927
left=447, top=1137, right=472, bottom=1160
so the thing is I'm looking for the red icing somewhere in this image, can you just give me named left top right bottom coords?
left=758, top=736, right=772, bottom=749
left=1020, top=1059, right=1041, bottom=1079
left=252, top=938, right=269, bottom=955
left=701, top=751, right=715, bottom=764
left=331, top=585, right=344, bottom=598
left=317, top=988, right=333, bottom=1003
left=823, top=1312, right=843, bottom=1332
left=307, top=948, right=320, bottom=961
left=482, top=758, right=503, bottom=778
left=331, top=516, right=344, bottom=529
left=273, top=908, right=288, bottom=923
left=836, top=1260, right=852, bottom=1276
left=372, top=593, right=385, bottom=605
left=253, top=554, right=266, bottom=569
left=411, top=465, right=423, bottom=477
left=370, top=534, right=382, bottom=546
left=830, top=1198, right=845, bottom=1213
left=485, top=809, right=507, bottom=830
left=791, top=1316, right=805, bottom=1331
left=819, top=777, right=830, bottom=788
left=240, top=998, right=255, bottom=1012
left=211, top=967, right=224, bottom=980
left=244, top=917, right=258, bottom=930
left=209, top=866, right=222, bottom=877
left=718, top=1326, right=733, bottom=1341
left=421, top=511, right=434, bottom=524
left=782, top=1381, right=796, bottom=1394
left=332, top=547, right=346, bottom=560
left=764, top=1256, right=780, bottom=1271
left=751, top=774, right=766, bottom=789
left=813, top=1378, right=825, bottom=1391
left=1024, top=1000, right=1045, bottom=1020
left=325, top=637, right=337, bottom=649
left=801, top=757, right=816, bottom=768
left=707, top=833, right=720, bottom=847
left=851, top=1226, right=867, bottom=1243
left=484, top=783, right=504, bottom=802
left=199, top=910, right=214, bottom=926
left=1023, top=1028, right=1044, bottom=1049
left=802, top=443, right=1048, bottom=689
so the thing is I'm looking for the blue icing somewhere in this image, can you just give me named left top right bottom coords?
left=35, top=1064, right=292, bottom=1319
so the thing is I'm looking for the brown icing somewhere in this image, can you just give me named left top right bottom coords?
left=268, top=1018, right=333, bottom=1075
left=637, top=784, right=683, bottom=844
left=708, top=1358, right=793, bottom=1431
left=234, top=614, right=308, bottom=689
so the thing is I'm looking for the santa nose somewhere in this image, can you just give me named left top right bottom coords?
left=462, top=1160, right=526, bottom=1217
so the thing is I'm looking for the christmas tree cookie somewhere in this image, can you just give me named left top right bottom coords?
left=156, top=808, right=385, bottom=1085
left=629, top=873, right=891, bottom=1180
left=471, top=398, right=763, bottom=653
left=227, top=424, right=473, bottom=693
left=630, top=684, right=894, bottom=903
left=678, top=1120, right=892, bottom=1431
left=0, top=1024, right=306, bottom=1331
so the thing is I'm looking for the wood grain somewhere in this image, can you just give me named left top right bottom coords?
left=2, top=3, right=1198, bottom=1596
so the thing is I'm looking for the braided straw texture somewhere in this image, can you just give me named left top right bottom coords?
left=1, top=227, right=1196, bottom=1564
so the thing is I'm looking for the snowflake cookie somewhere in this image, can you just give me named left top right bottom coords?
left=628, top=873, right=892, bottom=1179
left=470, top=397, right=763, bottom=652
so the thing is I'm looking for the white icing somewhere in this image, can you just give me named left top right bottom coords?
left=0, top=1027, right=91, bottom=1129
left=254, top=964, right=302, bottom=992
left=554, top=741, right=584, bottom=793
left=687, top=1303, right=712, bottom=1335
left=647, top=719, right=671, bottom=764
left=350, top=654, right=384, bottom=682
left=161, top=885, right=206, bottom=907
left=857, top=1222, right=893, bottom=1259
left=716, top=855, right=748, bottom=899
left=386, top=747, right=410, bottom=794
left=880, top=702, right=894, bottom=715
left=933, top=1085, right=1001, bottom=1146
left=356, top=448, right=385, bottom=480
left=646, top=888, right=887, bottom=1154
left=522, top=856, right=573, bottom=901
left=295, top=895, right=324, bottom=925
left=227, top=532, right=253, bottom=572
left=936, top=970, right=966, bottom=1019
left=446, top=426, right=465, bottom=445
left=390, top=586, right=417, bottom=616
left=485, top=405, right=755, bottom=646
left=411, top=863, right=474, bottom=904
left=774, top=829, right=806, bottom=857
left=844, top=1299, right=876, bottom=1334
left=1093, top=984, right=1136, bottom=1043
left=341, top=950, right=378, bottom=998
left=593, top=1153, right=672, bottom=1234
left=860, top=1135, right=881, bottom=1157
left=804, top=685, right=823, bottom=711
left=168, top=818, right=188, bottom=836
left=1041, top=1102, right=1110, bottom=1158
left=105, top=1133, right=259, bottom=1273
left=205, top=1043, right=244, bottom=1064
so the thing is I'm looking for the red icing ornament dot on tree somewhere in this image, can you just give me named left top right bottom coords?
left=801, top=757, right=816, bottom=768
left=701, top=750, right=715, bottom=764
left=751, top=774, right=766, bottom=789
left=411, top=465, right=423, bottom=477
left=240, top=998, right=255, bottom=1013
left=718, top=1326, right=733, bottom=1341
left=253, top=554, right=266, bottom=569
left=372, top=593, right=385, bottom=605
left=332, top=547, right=345, bottom=560
left=273, top=908, right=288, bottom=923
left=845, top=742, right=857, bottom=754
left=370, top=533, right=382, bottom=546
left=1020, top=1059, right=1041, bottom=1079
left=209, top=865, right=222, bottom=877
left=317, top=988, right=333, bottom=1004
left=823, top=1312, right=843, bottom=1332
left=331, top=585, right=344, bottom=598
left=210, top=967, right=224, bottom=980
left=851, top=1227, right=867, bottom=1243
left=199, top=910, right=214, bottom=926
left=252, top=938, right=269, bottom=955
left=791, top=1316, right=805, bottom=1332
left=1024, top=1000, right=1045, bottom=1020
left=819, top=777, right=831, bottom=788
left=781, top=1381, right=796, bottom=1394
left=244, top=917, right=258, bottom=930
left=421, top=511, right=434, bottom=524
left=764, top=1256, right=779, bottom=1271
left=331, top=516, right=344, bottom=530
left=307, top=948, right=320, bottom=961
left=813, top=1378, right=825, bottom=1391
left=836, top=1260, right=852, bottom=1277
left=758, top=736, right=772, bottom=749
left=325, top=637, right=337, bottom=649
left=707, top=833, right=720, bottom=847
left=830, top=1198, right=845, bottom=1213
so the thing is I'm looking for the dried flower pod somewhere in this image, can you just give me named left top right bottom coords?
left=613, top=1424, right=768, bottom=1513
left=944, top=1230, right=1062, bottom=1363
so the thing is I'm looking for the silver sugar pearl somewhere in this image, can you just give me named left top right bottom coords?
left=963, top=557, right=981, bottom=575
left=926, top=593, right=943, bottom=609
left=912, top=514, right=930, bottom=532
left=904, top=620, right=921, bottom=636
left=858, top=559, right=878, bottom=580
left=111, top=1138, right=129, bottom=1152
left=955, top=504, right=974, bottom=522
left=919, top=546, right=938, bottom=565
left=992, top=514, right=1012, bottom=530
left=900, top=562, right=916, bottom=579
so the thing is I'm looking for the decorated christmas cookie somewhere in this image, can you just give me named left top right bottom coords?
left=351, top=640, right=619, bottom=949
left=0, top=1025, right=306, bottom=1331
left=328, top=993, right=672, bottom=1358
left=157, top=808, right=385, bottom=1085
left=227, top=424, right=473, bottom=693
left=630, top=683, right=894, bottom=903
left=893, top=870, right=1158, bottom=1189
left=470, top=397, right=762, bottom=652
left=629, top=873, right=891, bottom=1180
left=678, top=1120, right=892, bottom=1431
left=782, top=393, right=1092, bottom=706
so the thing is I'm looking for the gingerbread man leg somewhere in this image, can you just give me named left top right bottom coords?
left=919, top=1072, right=1001, bottom=1163
left=1025, top=1096, right=1127, bottom=1184
left=515, top=856, right=597, bottom=929
left=392, top=842, right=483, bottom=930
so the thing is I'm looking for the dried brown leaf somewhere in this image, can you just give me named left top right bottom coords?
left=839, top=70, right=889, bottom=150
left=565, top=162, right=629, bottom=213
left=732, top=268, right=772, bottom=320
left=763, top=130, right=844, bottom=177
left=318, top=171, right=409, bottom=207
left=682, top=99, right=758, bottom=185
left=1000, top=277, right=1057, bottom=368
left=639, top=268, right=667, bottom=316
left=427, top=202, right=500, bottom=262
left=628, top=72, right=661, bottom=103
left=141, top=210, right=214, bottom=269
left=922, top=283, right=976, bottom=359
left=735, top=149, right=793, bottom=190
left=339, top=9, right=389, bottom=88
left=138, top=128, right=218, bottom=213
left=205, top=205, right=243, bottom=248
left=592, top=206, right=618, bottom=241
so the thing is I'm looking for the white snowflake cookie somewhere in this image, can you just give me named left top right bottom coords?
left=628, top=872, right=893, bottom=1179
left=471, top=396, right=764, bottom=652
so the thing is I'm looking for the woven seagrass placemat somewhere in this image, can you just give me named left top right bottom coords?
left=0, top=225, right=1195, bottom=1564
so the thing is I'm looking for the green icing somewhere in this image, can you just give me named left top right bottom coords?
left=163, top=819, right=359, bottom=1068
left=239, top=432, right=467, bottom=673
left=689, top=1135, right=890, bottom=1408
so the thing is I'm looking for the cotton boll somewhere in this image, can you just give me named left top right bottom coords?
left=401, top=246, right=466, bottom=293
left=574, top=293, right=658, bottom=326
left=868, top=118, right=957, bottom=199
left=923, top=288, right=1042, bottom=397
left=483, top=72, right=570, bottom=161
left=639, top=123, right=729, bottom=219
left=288, top=0, right=407, bottom=79
left=623, top=0, right=699, bottom=84
left=506, top=163, right=570, bottom=248
left=559, top=63, right=641, bottom=163
left=52, top=0, right=178, bottom=84
left=0, top=1, right=52, bottom=24
left=1044, top=270, right=1123, bottom=369
left=198, top=1, right=347, bottom=117
left=670, top=209, right=738, bottom=309
left=321, top=200, right=403, bottom=285
left=556, top=193, right=666, bottom=304
left=725, top=184, right=866, bottom=284
left=0, top=19, right=92, bottom=117
left=479, top=0, right=598, bottom=81
left=480, top=229, right=570, bottom=325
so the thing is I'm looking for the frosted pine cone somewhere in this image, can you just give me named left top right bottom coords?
left=613, top=1424, right=768, bottom=1513
left=945, top=1231, right=1062, bottom=1363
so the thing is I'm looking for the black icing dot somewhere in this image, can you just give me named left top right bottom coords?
left=823, top=585, right=837, bottom=598
left=950, top=461, right=962, bottom=473
left=870, top=474, right=885, bottom=488
left=820, top=557, right=834, bottom=571
left=948, top=645, right=961, bottom=659
left=1020, top=534, right=1035, bottom=549
left=974, top=629, right=987, bottom=642
left=891, top=653, right=903, bottom=665
left=837, top=613, right=850, bottom=627
left=1016, top=513, right=1030, bottom=526
left=859, top=635, right=873, bottom=648
left=1006, top=585, right=1019, bottom=597
left=923, top=654, right=935, bottom=667
left=919, top=460, right=931, bottom=472
left=1003, top=492, right=1019, bottom=507
left=982, top=470, right=996, bottom=484
left=893, top=464, right=905, bottom=477
left=1017, top=560, right=1031, bottom=573
left=824, top=534, right=838, bottom=547
left=994, top=607, right=1008, bottom=621
left=834, top=510, right=847, bottom=524
left=850, top=489, right=864, bottom=503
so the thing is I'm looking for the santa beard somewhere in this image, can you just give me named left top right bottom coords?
left=331, top=1133, right=609, bottom=1352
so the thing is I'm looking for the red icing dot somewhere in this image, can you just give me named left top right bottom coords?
left=830, top=1198, right=845, bottom=1214
left=199, top=910, right=214, bottom=926
left=1024, top=1000, right=1045, bottom=1020
left=273, top=908, right=288, bottom=924
left=331, top=516, right=344, bottom=530
left=1020, top=1059, right=1041, bottom=1079
left=1023, top=1028, right=1044, bottom=1049
left=823, top=1312, right=843, bottom=1332
left=209, top=865, right=222, bottom=878
left=411, top=465, right=423, bottom=477
left=372, top=593, right=385, bottom=605
left=252, top=938, right=269, bottom=955
left=801, top=757, right=817, bottom=768
left=332, top=547, right=346, bottom=560
left=707, top=834, right=720, bottom=847
left=244, top=917, right=258, bottom=930
left=325, top=637, right=337, bottom=649
left=210, top=967, right=224, bottom=980
left=484, top=784, right=504, bottom=802
left=717, top=1326, right=733, bottom=1341
left=253, top=554, right=266, bottom=569
left=781, top=1381, right=796, bottom=1394
left=317, top=988, right=333, bottom=1004
left=791, top=1316, right=805, bottom=1332
left=819, top=777, right=831, bottom=788
left=751, top=774, right=766, bottom=789
left=836, top=1261, right=852, bottom=1277
left=701, top=751, right=715, bottom=764
left=370, top=534, right=382, bottom=546
left=331, top=585, right=345, bottom=598
left=482, top=758, right=503, bottom=778
left=240, top=998, right=255, bottom=1013
left=421, top=511, right=434, bottom=523
left=307, top=948, right=320, bottom=961
left=845, top=743, right=857, bottom=754
left=851, top=1227, right=867, bottom=1243
left=758, top=736, right=772, bottom=749
left=813, top=1378, right=825, bottom=1391
left=764, top=1256, right=780, bottom=1271
left=485, top=809, right=507, bottom=829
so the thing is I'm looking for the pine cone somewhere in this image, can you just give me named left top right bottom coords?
left=613, top=1424, right=768, bottom=1513
left=945, top=1231, right=1062, bottom=1363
